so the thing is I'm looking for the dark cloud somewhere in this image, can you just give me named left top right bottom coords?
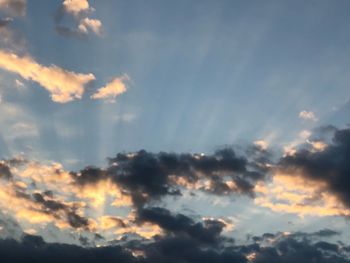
left=313, top=229, right=341, bottom=238
left=0, top=234, right=138, bottom=263
left=0, top=17, right=11, bottom=27
left=279, top=127, right=350, bottom=208
left=0, top=19, right=26, bottom=51
left=1, top=229, right=349, bottom=263
left=14, top=190, right=91, bottom=230
left=71, top=148, right=268, bottom=209
left=53, top=6, right=84, bottom=39
left=252, top=237, right=349, bottom=263
left=138, top=207, right=226, bottom=245
left=0, top=162, right=12, bottom=179
left=140, top=236, right=246, bottom=263
left=55, top=25, right=87, bottom=39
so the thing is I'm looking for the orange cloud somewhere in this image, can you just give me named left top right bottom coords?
left=254, top=172, right=350, bottom=217
left=115, top=223, right=163, bottom=240
left=0, top=50, right=95, bottom=103
left=63, top=0, right=90, bottom=16
left=99, top=216, right=127, bottom=230
left=91, top=75, right=129, bottom=102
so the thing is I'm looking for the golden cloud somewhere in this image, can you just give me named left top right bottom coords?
left=91, top=74, right=129, bottom=102
left=0, top=50, right=95, bottom=103
left=63, top=0, right=90, bottom=16
left=254, top=172, right=350, bottom=217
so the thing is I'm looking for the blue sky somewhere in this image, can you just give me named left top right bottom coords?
left=1, top=0, right=350, bottom=169
left=1, top=1, right=350, bottom=262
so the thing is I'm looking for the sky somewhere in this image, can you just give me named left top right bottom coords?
left=1, top=0, right=350, bottom=262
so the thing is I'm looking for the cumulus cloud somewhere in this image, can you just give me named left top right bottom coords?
left=255, top=172, right=350, bottom=217
left=91, top=75, right=129, bottom=102
left=62, top=0, right=90, bottom=16
left=253, top=126, right=350, bottom=218
left=78, top=17, right=102, bottom=35
left=299, top=110, right=318, bottom=121
left=0, top=50, right=95, bottom=103
left=279, top=127, right=350, bottom=210
left=254, top=140, right=269, bottom=151
left=56, top=0, right=103, bottom=38
left=138, top=207, right=228, bottom=245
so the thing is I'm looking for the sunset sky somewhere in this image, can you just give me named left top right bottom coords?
left=1, top=1, right=350, bottom=262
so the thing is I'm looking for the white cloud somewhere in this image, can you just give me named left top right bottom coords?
left=254, top=140, right=269, bottom=151
left=299, top=130, right=311, bottom=139
left=78, top=17, right=102, bottom=35
left=59, top=0, right=102, bottom=37
left=299, top=110, right=317, bottom=121
left=15, top=79, right=25, bottom=88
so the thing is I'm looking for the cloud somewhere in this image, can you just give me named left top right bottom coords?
left=0, top=17, right=11, bottom=27
left=56, top=0, right=103, bottom=38
left=254, top=140, right=269, bottom=151
left=1, top=229, right=348, bottom=263
left=254, top=172, right=350, bottom=217
left=279, top=127, right=350, bottom=210
left=138, top=208, right=224, bottom=242
left=0, top=161, right=11, bottom=179
left=0, top=0, right=26, bottom=17
left=14, top=78, right=24, bottom=88
left=299, top=110, right=317, bottom=121
left=252, top=127, right=350, bottom=217
left=1, top=141, right=350, bottom=261
left=97, top=148, right=266, bottom=208
left=62, top=0, right=90, bottom=16
left=0, top=20, right=26, bottom=52
left=78, top=17, right=102, bottom=35
left=91, top=75, right=129, bottom=102
left=0, top=235, right=138, bottom=263
left=0, top=50, right=95, bottom=103
left=0, top=145, right=269, bottom=244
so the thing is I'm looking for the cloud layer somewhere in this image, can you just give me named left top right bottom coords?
left=1, top=126, right=350, bottom=261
